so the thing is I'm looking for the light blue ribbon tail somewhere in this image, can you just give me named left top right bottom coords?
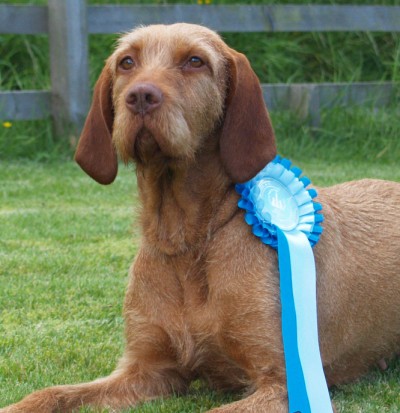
left=277, top=228, right=332, bottom=413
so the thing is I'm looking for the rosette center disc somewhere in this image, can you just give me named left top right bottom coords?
left=251, top=178, right=299, bottom=231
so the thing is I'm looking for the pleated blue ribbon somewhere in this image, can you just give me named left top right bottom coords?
left=236, top=156, right=332, bottom=413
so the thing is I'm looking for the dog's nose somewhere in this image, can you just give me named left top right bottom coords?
left=125, top=83, right=163, bottom=115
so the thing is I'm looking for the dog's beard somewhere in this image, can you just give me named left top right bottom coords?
left=133, top=127, right=162, bottom=164
left=113, top=107, right=197, bottom=166
left=112, top=112, right=162, bottom=164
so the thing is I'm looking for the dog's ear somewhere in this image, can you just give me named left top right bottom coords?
left=220, top=49, right=277, bottom=183
left=75, top=66, right=118, bottom=185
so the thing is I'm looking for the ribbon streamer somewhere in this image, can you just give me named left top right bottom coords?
left=278, top=228, right=332, bottom=413
left=236, top=156, right=332, bottom=413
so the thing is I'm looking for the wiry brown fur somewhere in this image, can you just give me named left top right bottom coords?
left=2, top=24, right=399, bottom=413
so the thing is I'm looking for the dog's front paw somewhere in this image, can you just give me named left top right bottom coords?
left=208, top=397, right=337, bottom=413
left=207, top=393, right=288, bottom=413
left=0, top=387, right=75, bottom=413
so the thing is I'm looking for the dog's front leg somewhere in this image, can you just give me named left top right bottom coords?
left=208, top=384, right=288, bottom=413
left=0, top=248, right=190, bottom=413
left=0, top=322, right=189, bottom=413
left=208, top=386, right=337, bottom=413
left=0, top=363, right=187, bottom=413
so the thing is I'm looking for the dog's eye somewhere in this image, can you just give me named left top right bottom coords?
left=187, top=56, right=205, bottom=69
left=119, top=56, right=135, bottom=71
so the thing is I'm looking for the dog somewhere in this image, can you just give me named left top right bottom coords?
left=1, top=23, right=399, bottom=413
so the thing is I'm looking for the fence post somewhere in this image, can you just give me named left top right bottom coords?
left=48, top=0, right=89, bottom=141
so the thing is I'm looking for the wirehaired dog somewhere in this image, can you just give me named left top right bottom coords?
left=2, top=23, right=399, bottom=413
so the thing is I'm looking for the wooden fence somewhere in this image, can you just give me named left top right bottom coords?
left=1, top=1, right=400, bottom=134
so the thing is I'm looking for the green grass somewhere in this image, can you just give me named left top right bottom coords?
left=0, top=157, right=399, bottom=412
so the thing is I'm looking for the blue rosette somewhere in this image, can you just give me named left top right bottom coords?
left=236, top=155, right=324, bottom=249
left=236, top=155, right=332, bottom=413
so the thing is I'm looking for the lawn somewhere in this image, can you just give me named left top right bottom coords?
left=0, top=155, right=399, bottom=412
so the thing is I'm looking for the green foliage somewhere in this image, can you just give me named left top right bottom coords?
left=275, top=106, right=400, bottom=164
left=0, top=34, right=50, bottom=90
left=224, top=32, right=400, bottom=83
left=0, top=119, right=73, bottom=160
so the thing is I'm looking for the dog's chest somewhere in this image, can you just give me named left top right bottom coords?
left=170, top=256, right=223, bottom=355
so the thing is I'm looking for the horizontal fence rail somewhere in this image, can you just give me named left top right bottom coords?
left=0, top=5, right=48, bottom=35
left=0, top=91, right=51, bottom=121
left=0, top=2, right=399, bottom=131
left=262, top=82, right=398, bottom=126
left=262, top=82, right=397, bottom=111
left=88, top=5, right=400, bottom=33
left=1, top=83, right=396, bottom=123
left=2, top=4, right=400, bottom=34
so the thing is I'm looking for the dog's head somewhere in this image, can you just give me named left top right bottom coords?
left=75, top=23, right=276, bottom=184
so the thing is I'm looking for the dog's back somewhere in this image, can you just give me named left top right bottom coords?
left=315, top=179, right=400, bottom=384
